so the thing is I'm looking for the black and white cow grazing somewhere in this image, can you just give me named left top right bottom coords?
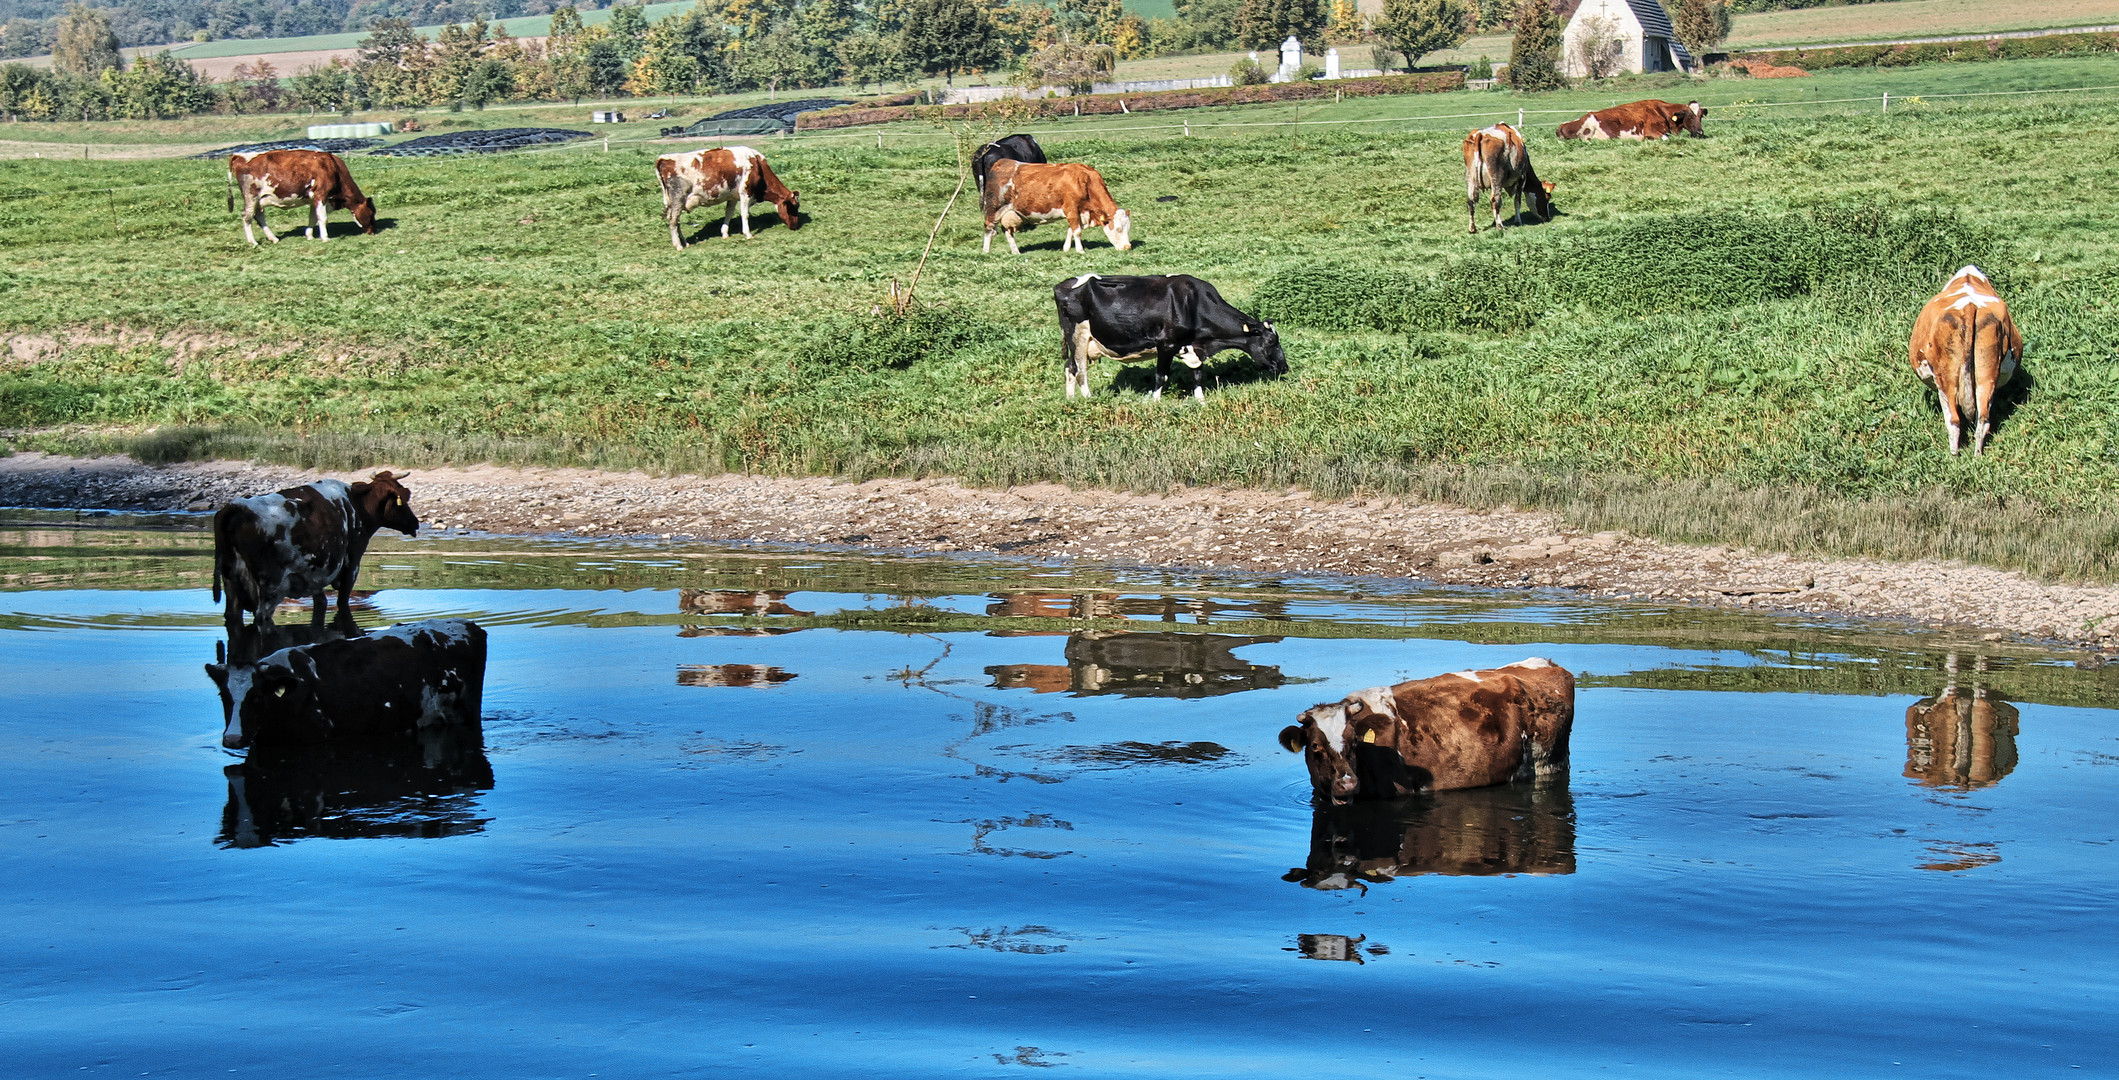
left=974, top=133, right=1046, bottom=196
left=212, top=471, right=419, bottom=629
left=1052, top=273, right=1286, bottom=400
left=206, top=618, right=487, bottom=750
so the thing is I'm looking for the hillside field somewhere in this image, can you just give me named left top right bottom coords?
left=5, top=57, right=2119, bottom=580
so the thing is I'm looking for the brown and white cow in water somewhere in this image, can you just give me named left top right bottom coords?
left=1462, top=123, right=1554, bottom=234
left=983, top=160, right=1132, bottom=255
left=1909, top=265, right=2022, bottom=455
left=1557, top=99, right=1706, bottom=141
left=213, top=472, right=420, bottom=629
left=656, top=145, right=801, bottom=248
left=225, top=149, right=377, bottom=246
left=1280, top=658, right=1575, bottom=804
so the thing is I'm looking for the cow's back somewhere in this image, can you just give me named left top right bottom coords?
left=1387, top=670, right=1537, bottom=790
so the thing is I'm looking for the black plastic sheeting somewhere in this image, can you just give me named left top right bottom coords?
left=660, top=99, right=850, bottom=136
left=367, top=127, right=592, bottom=157
left=190, top=138, right=381, bottom=160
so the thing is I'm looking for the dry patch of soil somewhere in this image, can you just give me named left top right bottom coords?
left=6, top=451, right=2116, bottom=648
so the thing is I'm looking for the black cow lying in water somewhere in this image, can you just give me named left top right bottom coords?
left=1053, top=274, right=1286, bottom=400
left=207, top=619, right=486, bottom=749
left=973, top=132, right=1045, bottom=197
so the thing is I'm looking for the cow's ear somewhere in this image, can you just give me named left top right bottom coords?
left=1542, top=181, right=1556, bottom=194
left=204, top=663, right=227, bottom=688
left=1278, top=726, right=1305, bottom=753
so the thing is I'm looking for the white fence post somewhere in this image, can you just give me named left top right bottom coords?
left=1882, top=92, right=1889, bottom=114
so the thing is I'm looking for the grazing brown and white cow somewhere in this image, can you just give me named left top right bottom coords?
left=1908, top=265, right=2022, bottom=455
left=982, top=160, right=1132, bottom=255
left=655, top=145, right=801, bottom=248
left=1556, top=99, right=1706, bottom=141
left=1462, top=123, right=1554, bottom=234
left=225, top=149, right=377, bottom=246
left=212, top=471, right=420, bottom=629
left=206, top=619, right=486, bottom=750
left=1279, top=658, right=1575, bottom=804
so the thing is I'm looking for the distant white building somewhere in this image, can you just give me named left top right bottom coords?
left=1562, top=0, right=1697, bottom=78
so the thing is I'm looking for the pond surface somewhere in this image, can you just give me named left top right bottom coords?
left=2, top=510, right=2115, bottom=1078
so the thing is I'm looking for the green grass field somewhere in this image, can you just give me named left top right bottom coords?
left=5, top=57, right=2119, bottom=580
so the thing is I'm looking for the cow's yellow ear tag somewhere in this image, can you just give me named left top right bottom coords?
left=1361, top=729, right=1377, bottom=744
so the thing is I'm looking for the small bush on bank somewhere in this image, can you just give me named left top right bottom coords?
left=793, top=309, right=1000, bottom=370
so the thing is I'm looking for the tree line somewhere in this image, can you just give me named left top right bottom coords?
left=0, top=0, right=1742, bottom=122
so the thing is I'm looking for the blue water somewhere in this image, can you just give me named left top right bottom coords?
left=1, top=518, right=2114, bottom=1077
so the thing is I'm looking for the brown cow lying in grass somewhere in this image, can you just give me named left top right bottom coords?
left=1280, top=658, right=1575, bottom=804
left=1908, top=265, right=2021, bottom=456
left=1557, top=99, right=1706, bottom=140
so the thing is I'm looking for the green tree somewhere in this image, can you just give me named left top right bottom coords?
left=52, top=3, right=122, bottom=78
left=1672, top=0, right=1731, bottom=60
left=1505, top=0, right=1565, bottom=91
left=430, top=19, right=494, bottom=107
left=545, top=8, right=597, bottom=102
left=356, top=18, right=431, bottom=108
left=289, top=57, right=358, bottom=113
left=896, top=0, right=999, bottom=85
left=834, top=30, right=898, bottom=90
left=1374, top=0, right=1464, bottom=68
left=1233, top=0, right=1322, bottom=51
left=0, top=61, right=51, bottom=120
left=1169, top=0, right=1241, bottom=50
left=106, top=49, right=209, bottom=118
left=633, top=7, right=729, bottom=95
left=607, top=3, right=652, bottom=61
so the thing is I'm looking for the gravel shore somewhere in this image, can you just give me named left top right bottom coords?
left=6, top=450, right=2115, bottom=649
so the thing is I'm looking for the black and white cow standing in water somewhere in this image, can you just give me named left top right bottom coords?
left=973, top=133, right=1046, bottom=197
left=213, top=471, right=420, bottom=629
left=1052, top=273, right=1286, bottom=400
left=207, top=619, right=487, bottom=750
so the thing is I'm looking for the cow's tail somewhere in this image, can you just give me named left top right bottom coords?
left=225, top=167, right=236, bottom=213
left=1954, top=311, right=1979, bottom=422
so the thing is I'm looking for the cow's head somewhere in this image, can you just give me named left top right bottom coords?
left=1556, top=118, right=1584, bottom=140
left=1101, top=208, right=1133, bottom=251
left=1531, top=180, right=1555, bottom=222
left=355, top=470, right=419, bottom=536
left=778, top=188, right=802, bottom=230
left=207, top=656, right=320, bottom=749
left=1248, top=319, right=1287, bottom=378
left=1677, top=101, right=1706, bottom=137
left=1281, top=687, right=1401, bottom=803
left=351, top=195, right=378, bottom=234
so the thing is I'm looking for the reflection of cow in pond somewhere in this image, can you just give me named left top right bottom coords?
left=677, top=664, right=797, bottom=687
left=219, top=726, right=492, bottom=848
left=986, top=632, right=1283, bottom=698
left=1906, top=685, right=2019, bottom=789
left=1284, top=782, right=1576, bottom=890
left=678, top=589, right=810, bottom=617
left=1296, top=933, right=1368, bottom=963
left=984, top=591, right=1291, bottom=626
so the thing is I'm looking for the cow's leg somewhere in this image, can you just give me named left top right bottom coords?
left=1182, top=346, right=1206, bottom=402
left=223, top=571, right=245, bottom=629
left=1938, top=385, right=1963, bottom=455
left=1973, top=381, right=1995, bottom=456
left=311, top=589, right=328, bottom=627
left=1006, top=227, right=1022, bottom=256
left=1491, top=187, right=1505, bottom=231
left=737, top=189, right=754, bottom=239
left=670, top=210, right=686, bottom=250
left=983, top=222, right=995, bottom=254
left=313, top=198, right=329, bottom=242
left=258, top=202, right=282, bottom=244
left=1150, top=348, right=1174, bottom=402
left=240, top=192, right=261, bottom=247
left=720, top=199, right=734, bottom=239
left=1466, top=188, right=1479, bottom=234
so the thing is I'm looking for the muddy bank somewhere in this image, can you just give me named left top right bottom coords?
left=5, top=450, right=2116, bottom=649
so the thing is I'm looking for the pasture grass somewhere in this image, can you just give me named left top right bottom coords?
left=5, top=57, right=2119, bottom=580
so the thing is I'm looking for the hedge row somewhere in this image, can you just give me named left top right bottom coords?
left=1736, top=29, right=2119, bottom=71
left=1252, top=208, right=2007, bottom=334
left=795, top=72, right=1465, bottom=131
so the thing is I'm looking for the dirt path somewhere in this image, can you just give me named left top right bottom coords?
left=6, top=451, right=2115, bottom=649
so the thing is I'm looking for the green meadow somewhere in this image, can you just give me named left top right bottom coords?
left=4, top=57, right=2119, bottom=579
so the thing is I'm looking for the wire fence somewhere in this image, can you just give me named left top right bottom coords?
left=6, top=79, right=2119, bottom=205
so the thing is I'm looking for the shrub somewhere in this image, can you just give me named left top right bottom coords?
left=794, top=309, right=997, bottom=369
left=1230, top=56, right=1273, bottom=85
left=1253, top=266, right=1416, bottom=330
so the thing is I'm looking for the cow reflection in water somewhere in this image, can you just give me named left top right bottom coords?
left=220, top=727, right=493, bottom=847
left=678, top=589, right=810, bottom=617
left=677, top=664, right=797, bottom=687
left=987, top=632, right=1283, bottom=698
left=1284, top=783, right=1576, bottom=891
left=1906, top=684, right=2020, bottom=789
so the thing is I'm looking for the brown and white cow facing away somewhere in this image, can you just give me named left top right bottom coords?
left=1280, top=658, right=1575, bottom=804
left=1557, top=99, right=1706, bottom=141
left=656, top=145, right=801, bottom=248
left=225, top=149, right=377, bottom=246
left=1909, top=265, right=2022, bottom=455
left=983, top=160, right=1132, bottom=255
left=213, top=471, right=420, bottom=629
left=1462, top=123, right=1553, bottom=234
